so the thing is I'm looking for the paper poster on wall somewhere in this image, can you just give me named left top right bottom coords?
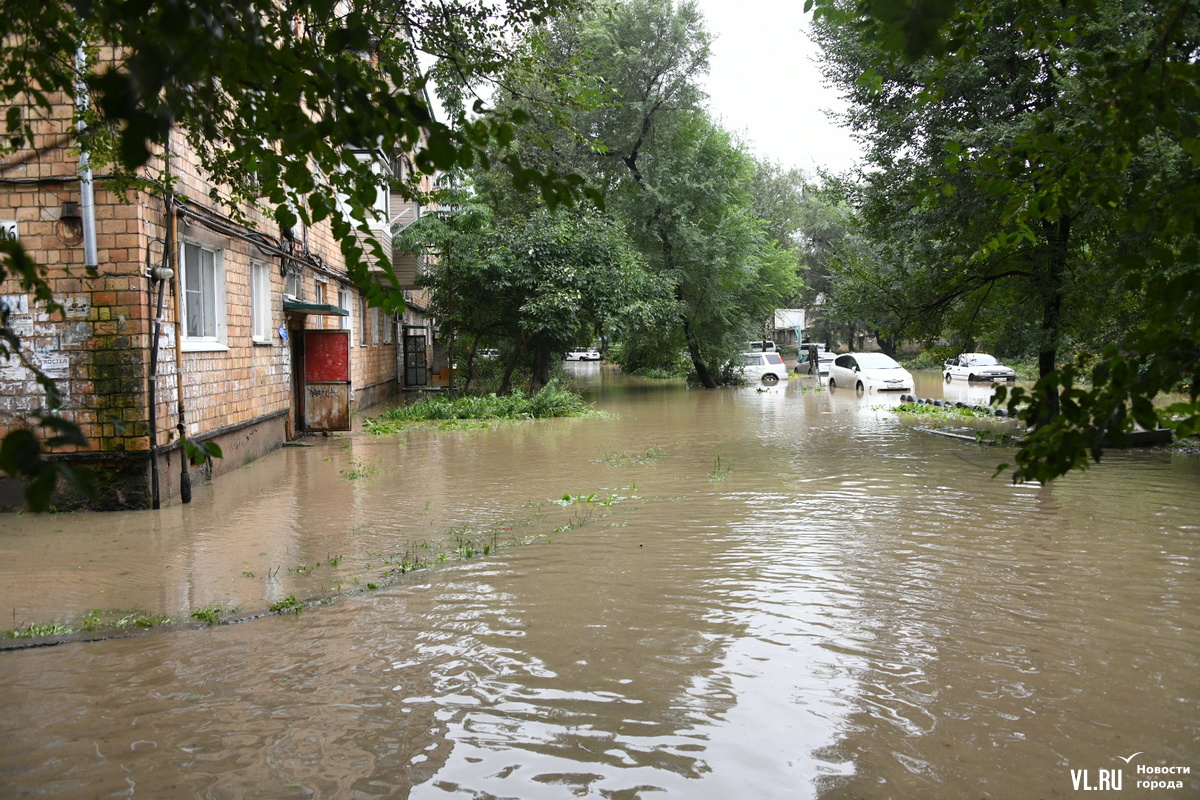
left=2, top=294, right=28, bottom=315
left=39, top=355, right=69, bottom=379
left=63, top=296, right=91, bottom=318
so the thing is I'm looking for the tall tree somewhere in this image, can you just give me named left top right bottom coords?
left=492, top=0, right=799, bottom=384
left=396, top=177, right=672, bottom=394
left=812, top=0, right=1200, bottom=480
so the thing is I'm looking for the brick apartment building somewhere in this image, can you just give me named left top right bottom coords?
left=0, top=114, right=438, bottom=510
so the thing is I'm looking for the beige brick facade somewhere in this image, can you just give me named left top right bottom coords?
left=1, top=117, right=436, bottom=510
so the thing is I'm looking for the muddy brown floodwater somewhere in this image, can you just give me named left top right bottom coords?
left=1, top=366, right=1197, bottom=799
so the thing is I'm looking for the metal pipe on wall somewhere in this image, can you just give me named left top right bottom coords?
left=147, top=245, right=172, bottom=510
left=74, top=46, right=98, bottom=268
left=162, top=134, right=191, bottom=504
left=167, top=194, right=191, bottom=504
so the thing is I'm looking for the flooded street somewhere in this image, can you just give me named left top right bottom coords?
left=2, top=367, right=1198, bottom=799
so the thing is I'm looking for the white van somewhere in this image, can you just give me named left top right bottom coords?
left=737, top=351, right=789, bottom=385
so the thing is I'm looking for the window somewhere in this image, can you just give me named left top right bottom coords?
left=383, top=311, right=392, bottom=344
left=360, top=297, right=367, bottom=346
left=339, top=287, right=354, bottom=345
left=250, top=261, right=271, bottom=343
left=181, top=241, right=225, bottom=347
left=285, top=268, right=301, bottom=299
left=372, top=306, right=380, bottom=346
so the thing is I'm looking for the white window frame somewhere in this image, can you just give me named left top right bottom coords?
left=250, top=261, right=272, bottom=344
left=359, top=297, right=368, bottom=346
left=339, top=286, right=354, bottom=346
left=314, top=278, right=327, bottom=329
left=383, top=311, right=392, bottom=344
left=180, top=240, right=227, bottom=351
left=372, top=306, right=380, bottom=346
left=285, top=268, right=302, bottom=300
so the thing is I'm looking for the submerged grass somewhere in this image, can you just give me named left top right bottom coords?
left=708, top=456, right=733, bottom=482
left=3, top=484, right=644, bottom=644
left=596, top=446, right=664, bottom=466
left=364, top=382, right=599, bottom=435
left=894, top=402, right=1024, bottom=446
left=894, top=402, right=988, bottom=420
left=6, top=608, right=176, bottom=639
left=340, top=456, right=379, bottom=480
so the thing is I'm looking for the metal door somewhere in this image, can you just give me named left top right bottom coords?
left=303, top=329, right=351, bottom=431
left=405, top=333, right=427, bottom=386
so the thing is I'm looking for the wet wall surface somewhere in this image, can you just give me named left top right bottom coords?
left=1, top=366, right=1197, bottom=798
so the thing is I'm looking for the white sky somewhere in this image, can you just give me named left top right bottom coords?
left=691, top=0, right=862, bottom=176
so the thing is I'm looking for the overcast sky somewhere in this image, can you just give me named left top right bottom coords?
left=691, top=0, right=862, bottom=176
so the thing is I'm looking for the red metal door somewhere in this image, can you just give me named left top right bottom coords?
left=303, top=329, right=351, bottom=431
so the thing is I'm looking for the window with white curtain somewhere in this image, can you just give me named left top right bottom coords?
left=181, top=241, right=226, bottom=349
left=250, top=261, right=271, bottom=343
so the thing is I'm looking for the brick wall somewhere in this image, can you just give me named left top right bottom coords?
left=2, top=114, right=409, bottom=507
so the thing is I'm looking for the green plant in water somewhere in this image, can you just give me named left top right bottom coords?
left=598, top=450, right=630, bottom=465
left=269, top=595, right=303, bottom=614
left=555, top=492, right=597, bottom=505
left=709, top=455, right=733, bottom=482
left=341, top=456, right=379, bottom=480
left=6, top=621, right=73, bottom=639
left=895, top=402, right=983, bottom=420
left=448, top=524, right=501, bottom=559
left=191, top=606, right=224, bottom=626
left=365, top=381, right=599, bottom=435
left=80, top=608, right=173, bottom=632
left=597, top=446, right=663, bottom=466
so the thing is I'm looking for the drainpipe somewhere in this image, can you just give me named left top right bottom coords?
left=162, top=136, right=192, bottom=503
left=147, top=245, right=171, bottom=509
left=167, top=193, right=191, bottom=504
left=74, top=46, right=98, bottom=268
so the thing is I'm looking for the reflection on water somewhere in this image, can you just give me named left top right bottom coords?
left=1, top=368, right=1197, bottom=798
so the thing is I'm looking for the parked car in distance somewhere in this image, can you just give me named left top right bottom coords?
left=737, top=351, right=790, bottom=385
left=478, top=348, right=500, bottom=359
left=796, top=348, right=836, bottom=375
left=828, top=352, right=914, bottom=392
left=565, top=347, right=602, bottom=361
left=943, top=353, right=1016, bottom=382
left=746, top=340, right=780, bottom=353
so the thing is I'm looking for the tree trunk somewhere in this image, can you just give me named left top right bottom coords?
left=875, top=332, right=896, bottom=357
left=532, top=344, right=552, bottom=390
left=498, top=345, right=522, bottom=396
left=1035, top=216, right=1071, bottom=425
left=683, top=318, right=718, bottom=388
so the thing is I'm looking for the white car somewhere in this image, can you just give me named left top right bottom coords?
left=737, top=351, right=790, bottom=385
left=943, top=353, right=1016, bottom=382
left=828, top=352, right=914, bottom=392
left=797, top=349, right=835, bottom=375
left=565, top=347, right=601, bottom=361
